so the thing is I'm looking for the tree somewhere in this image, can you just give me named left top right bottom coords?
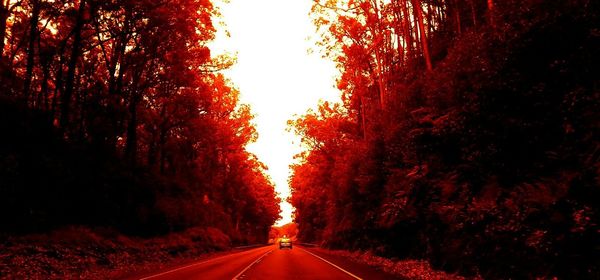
left=411, top=0, right=432, bottom=71
left=60, top=0, right=86, bottom=130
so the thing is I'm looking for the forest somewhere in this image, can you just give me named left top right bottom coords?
left=290, top=0, right=599, bottom=279
left=1, top=0, right=599, bottom=278
left=0, top=0, right=279, bottom=245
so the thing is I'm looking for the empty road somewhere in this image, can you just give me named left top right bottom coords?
left=134, top=245, right=399, bottom=280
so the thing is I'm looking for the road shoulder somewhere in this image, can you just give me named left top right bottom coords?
left=119, top=245, right=270, bottom=280
left=299, top=245, right=404, bottom=280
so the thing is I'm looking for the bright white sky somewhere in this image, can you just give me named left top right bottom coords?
left=209, top=0, right=341, bottom=226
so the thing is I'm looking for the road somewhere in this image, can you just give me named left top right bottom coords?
left=134, top=245, right=400, bottom=280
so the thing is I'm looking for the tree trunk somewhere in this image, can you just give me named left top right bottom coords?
left=365, top=0, right=387, bottom=108
left=426, top=2, right=434, bottom=35
left=411, top=0, right=433, bottom=72
left=61, top=0, right=86, bottom=130
left=0, top=0, right=12, bottom=60
left=108, top=9, right=130, bottom=97
left=452, top=0, right=462, bottom=35
left=147, top=130, right=157, bottom=168
left=470, top=0, right=478, bottom=28
left=436, top=5, right=444, bottom=29
left=24, top=0, right=40, bottom=104
left=487, top=0, right=495, bottom=27
left=38, top=36, right=52, bottom=111
left=52, top=48, right=65, bottom=120
left=360, top=94, right=367, bottom=140
left=391, top=1, right=404, bottom=65
left=40, top=59, right=50, bottom=110
left=104, top=12, right=130, bottom=151
left=401, top=0, right=414, bottom=64
left=126, top=92, right=138, bottom=166
left=126, top=67, right=142, bottom=167
left=159, top=106, right=168, bottom=174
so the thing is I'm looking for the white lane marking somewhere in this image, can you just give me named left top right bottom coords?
left=231, top=249, right=273, bottom=280
left=299, top=247, right=363, bottom=280
left=140, top=247, right=268, bottom=280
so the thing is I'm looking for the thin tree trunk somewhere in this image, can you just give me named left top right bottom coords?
left=37, top=35, right=51, bottom=111
left=487, top=0, right=495, bottom=27
left=401, top=0, right=413, bottom=64
left=105, top=12, right=130, bottom=151
left=437, top=4, right=445, bottom=24
left=391, top=1, right=404, bottom=65
left=108, top=9, right=129, bottom=97
left=61, top=0, right=86, bottom=130
left=470, top=0, right=478, bottom=28
left=360, top=94, right=367, bottom=140
left=76, top=75, right=85, bottom=140
left=411, top=0, right=433, bottom=72
left=159, top=106, right=167, bottom=174
left=24, top=0, right=40, bottom=103
left=0, top=0, right=10, bottom=59
left=426, top=2, right=434, bottom=35
left=437, top=5, right=444, bottom=28
left=148, top=130, right=157, bottom=167
left=126, top=94, right=138, bottom=165
left=453, top=0, right=462, bottom=35
left=40, top=58, right=50, bottom=110
left=125, top=68, right=142, bottom=167
left=367, top=0, right=387, bottom=108
left=52, top=48, right=65, bottom=120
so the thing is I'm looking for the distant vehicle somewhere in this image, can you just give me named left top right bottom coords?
left=279, top=236, right=292, bottom=249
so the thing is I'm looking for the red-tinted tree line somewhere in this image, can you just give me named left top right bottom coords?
left=291, top=0, right=598, bottom=278
left=0, top=0, right=279, bottom=243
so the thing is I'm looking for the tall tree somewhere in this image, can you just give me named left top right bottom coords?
left=411, top=0, right=432, bottom=71
left=487, top=0, right=495, bottom=27
left=23, top=0, right=40, bottom=102
left=60, top=0, right=86, bottom=130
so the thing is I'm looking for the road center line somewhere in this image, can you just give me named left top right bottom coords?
left=299, top=247, right=363, bottom=280
left=140, top=247, right=267, bottom=280
left=231, top=249, right=273, bottom=280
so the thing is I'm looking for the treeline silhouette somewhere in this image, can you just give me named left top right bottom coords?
left=0, top=0, right=279, bottom=243
left=291, top=0, right=598, bottom=278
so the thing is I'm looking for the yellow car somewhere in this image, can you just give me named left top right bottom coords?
left=279, top=237, right=292, bottom=249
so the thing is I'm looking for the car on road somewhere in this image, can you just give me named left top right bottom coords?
left=279, top=237, right=292, bottom=249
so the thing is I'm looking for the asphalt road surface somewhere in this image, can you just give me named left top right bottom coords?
left=135, top=245, right=400, bottom=280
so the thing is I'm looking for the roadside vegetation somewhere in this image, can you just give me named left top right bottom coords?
left=290, top=0, right=599, bottom=279
left=0, top=0, right=279, bottom=277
